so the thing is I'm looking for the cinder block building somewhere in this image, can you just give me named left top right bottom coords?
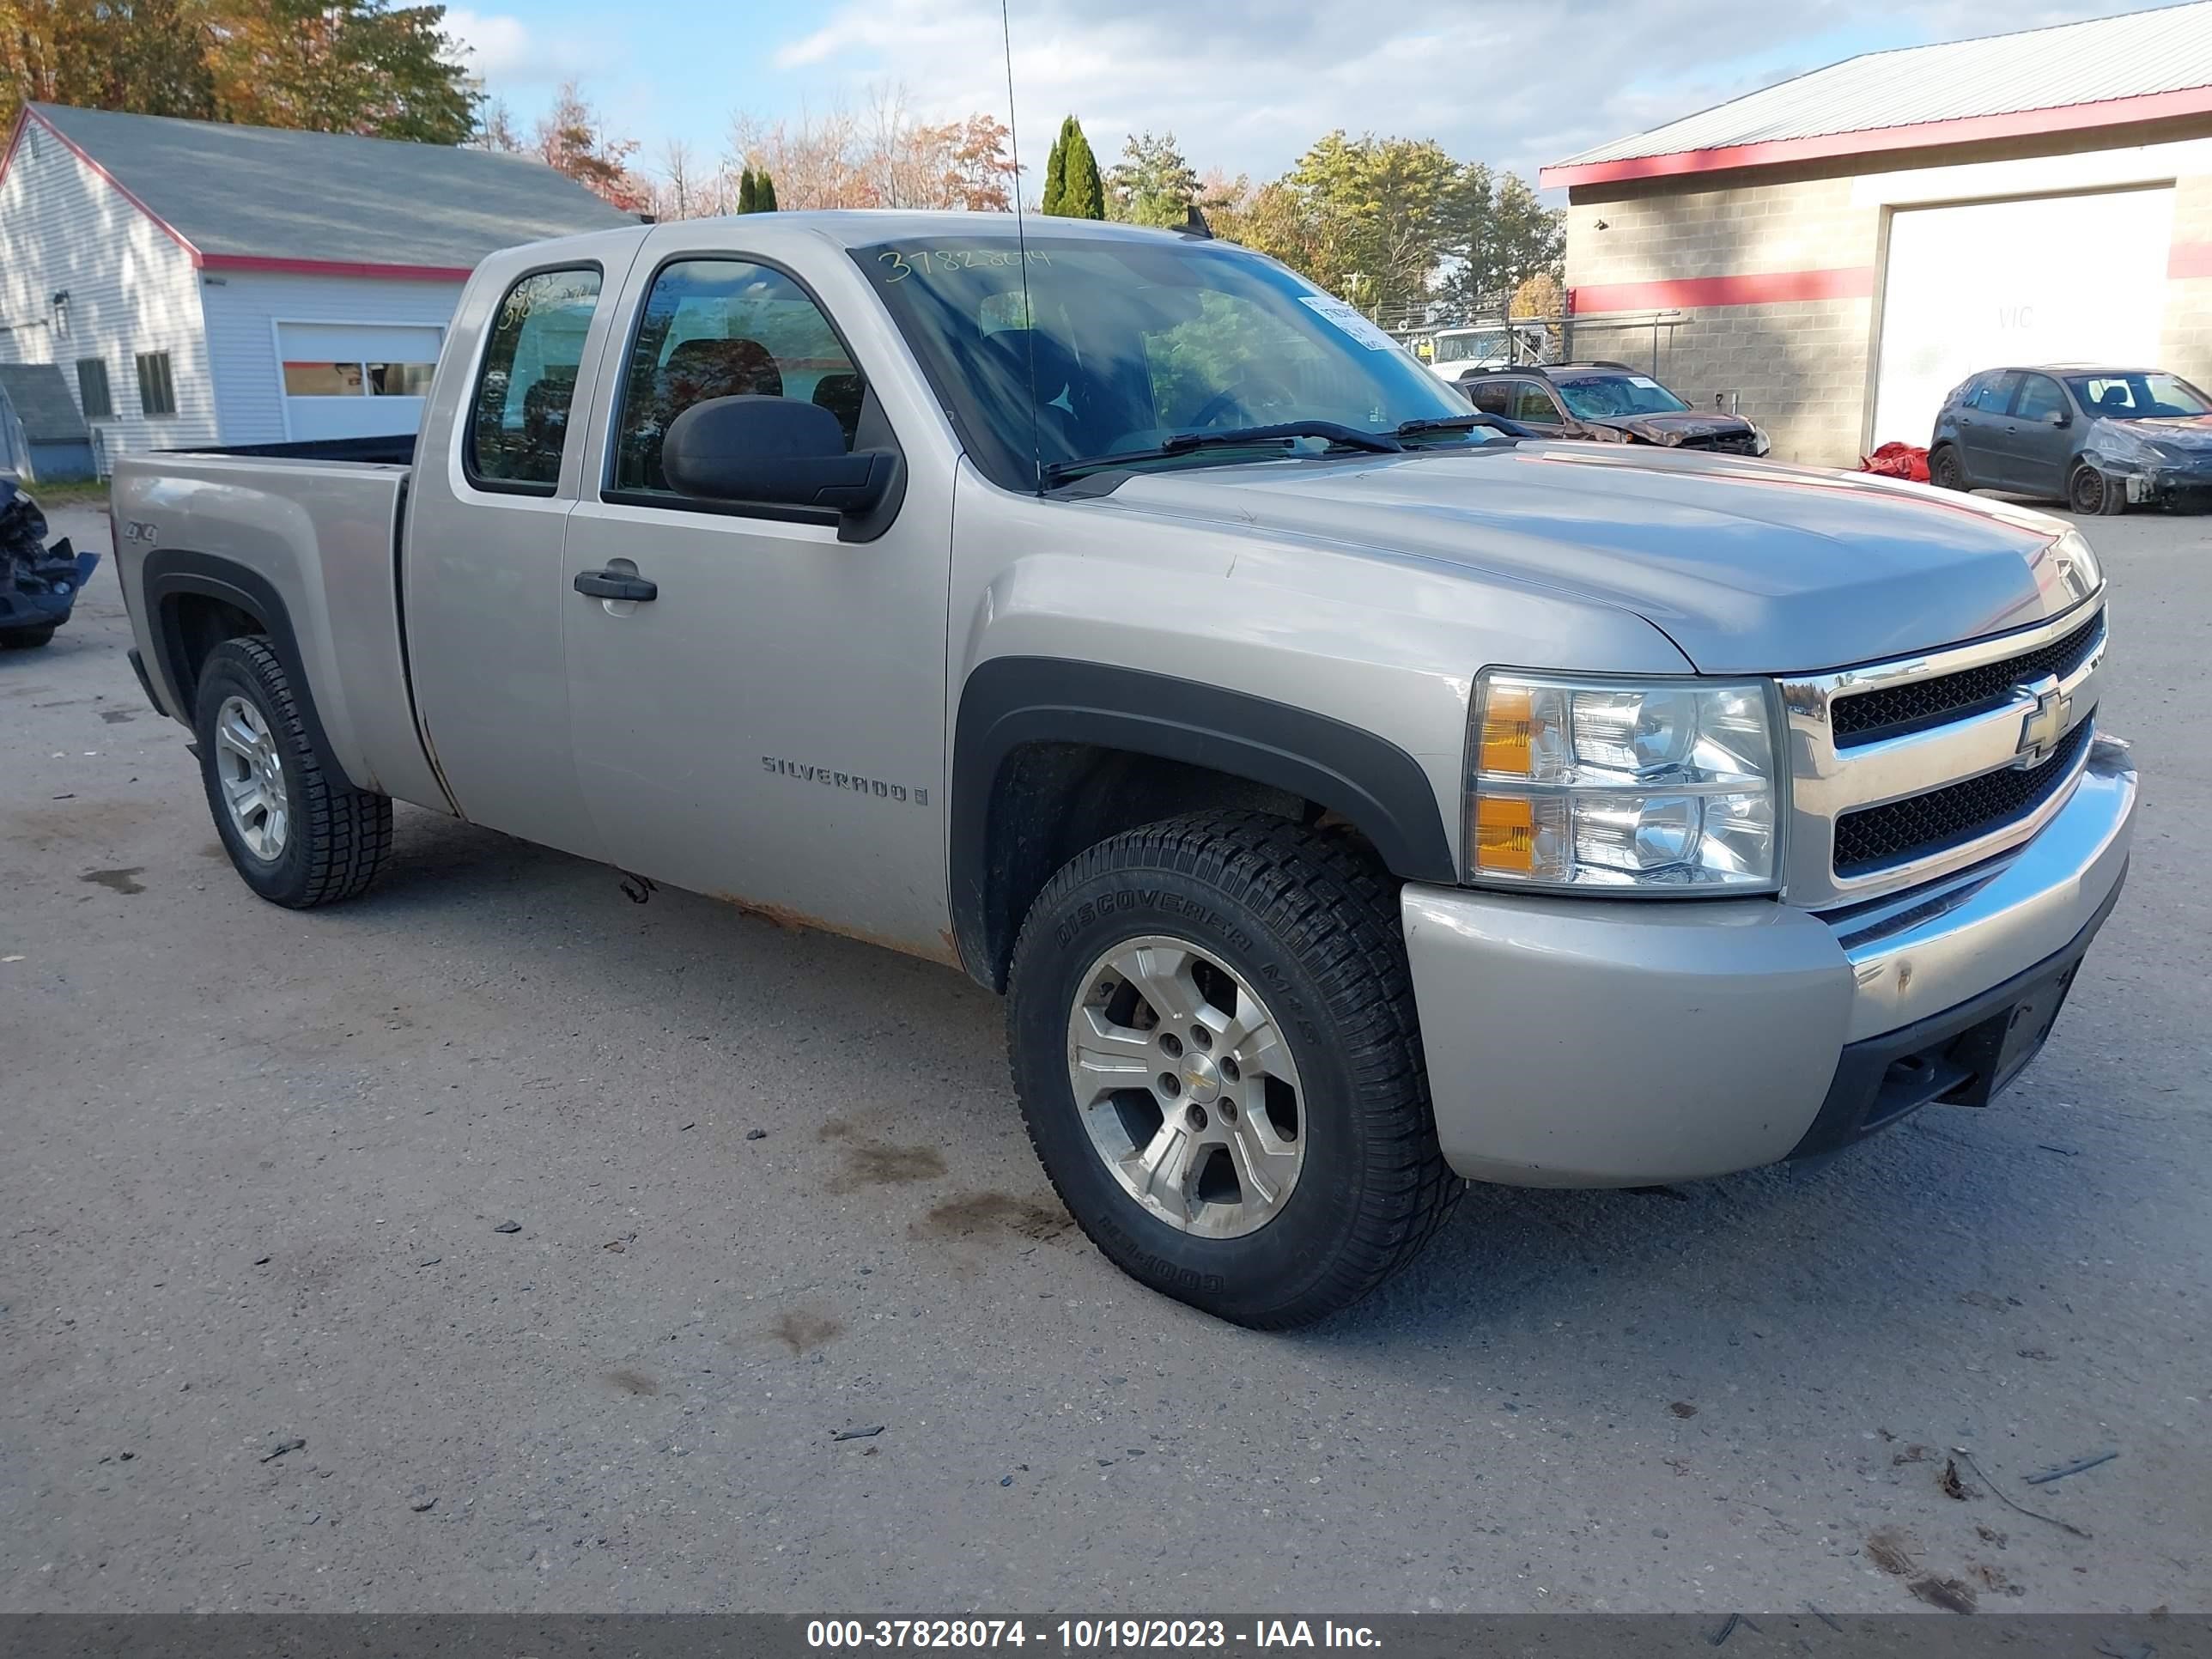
left=1542, top=2, right=2212, bottom=468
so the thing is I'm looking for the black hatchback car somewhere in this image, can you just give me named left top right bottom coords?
left=1461, top=362, right=1771, bottom=456
left=1929, top=365, right=2212, bottom=514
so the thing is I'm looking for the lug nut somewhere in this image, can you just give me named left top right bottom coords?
left=1185, top=1103, right=1208, bottom=1131
left=1220, top=1058, right=1240, bottom=1083
left=1221, top=1102, right=1239, bottom=1124
left=1158, top=1032, right=1183, bottom=1058
left=1158, top=1073, right=1181, bottom=1097
left=1188, top=1025, right=1212, bottom=1051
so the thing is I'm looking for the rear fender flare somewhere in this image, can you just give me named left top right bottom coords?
left=142, top=549, right=347, bottom=782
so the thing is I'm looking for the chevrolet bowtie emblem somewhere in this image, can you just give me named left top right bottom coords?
left=2015, top=678, right=2071, bottom=764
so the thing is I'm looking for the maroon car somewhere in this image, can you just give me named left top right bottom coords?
left=1462, top=362, right=1771, bottom=457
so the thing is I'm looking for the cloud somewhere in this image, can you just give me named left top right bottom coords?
left=762, top=0, right=2199, bottom=186
left=443, top=9, right=611, bottom=88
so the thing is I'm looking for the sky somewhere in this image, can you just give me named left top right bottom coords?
left=446, top=0, right=2203, bottom=196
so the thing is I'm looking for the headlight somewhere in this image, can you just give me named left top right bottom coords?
left=2046, top=527, right=2102, bottom=605
left=1749, top=423, right=1772, bottom=456
left=1466, top=671, right=1782, bottom=892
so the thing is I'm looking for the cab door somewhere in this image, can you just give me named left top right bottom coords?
left=404, top=256, right=631, bottom=860
left=557, top=243, right=957, bottom=958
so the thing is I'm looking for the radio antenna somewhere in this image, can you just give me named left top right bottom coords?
left=1000, top=0, right=1042, bottom=492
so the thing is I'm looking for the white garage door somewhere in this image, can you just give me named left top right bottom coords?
left=1871, top=186, right=2174, bottom=449
left=279, top=322, right=444, bottom=441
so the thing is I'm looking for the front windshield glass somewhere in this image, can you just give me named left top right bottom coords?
left=1434, top=331, right=1507, bottom=364
left=855, top=234, right=1486, bottom=489
left=2064, top=371, right=2212, bottom=419
left=1553, top=372, right=1692, bottom=419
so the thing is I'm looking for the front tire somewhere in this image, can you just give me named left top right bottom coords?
left=1006, top=812, right=1458, bottom=1328
left=1929, top=444, right=1966, bottom=491
left=2069, top=462, right=2125, bottom=516
left=194, top=636, right=392, bottom=908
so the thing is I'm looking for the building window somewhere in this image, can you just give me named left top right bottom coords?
left=136, top=351, right=177, bottom=417
left=283, top=359, right=439, bottom=398
left=76, top=357, right=113, bottom=419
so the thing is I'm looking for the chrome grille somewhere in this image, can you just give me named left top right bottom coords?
left=1832, top=611, right=2105, bottom=746
left=1833, top=715, right=2094, bottom=875
left=1778, top=600, right=2106, bottom=908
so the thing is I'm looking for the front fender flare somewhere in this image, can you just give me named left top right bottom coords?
left=950, top=656, right=1457, bottom=988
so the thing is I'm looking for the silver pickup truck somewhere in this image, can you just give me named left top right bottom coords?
left=113, top=211, right=2135, bottom=1328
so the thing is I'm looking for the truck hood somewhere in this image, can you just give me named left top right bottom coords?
left=1105, top=442, right=2093, bottom=674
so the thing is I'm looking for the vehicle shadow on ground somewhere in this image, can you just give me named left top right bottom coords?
left=356, top=802, right=2146, bottom=1368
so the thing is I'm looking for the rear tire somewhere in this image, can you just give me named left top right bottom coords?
left=1929, top=444, right=1966, bottom=491
left=194, top=636, right=392, bottom=908
left=2069, top=462, right=2124, bottom=516
left=0, top=625, right=56, bottom=649
left=1006, top=811, right=1459, bottom=1329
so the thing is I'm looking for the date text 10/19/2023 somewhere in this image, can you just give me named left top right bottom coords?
left=806, top=1621, right=1382, bottom=1650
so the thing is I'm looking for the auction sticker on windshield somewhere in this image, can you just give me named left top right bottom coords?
left=1298, top=295, right=1398, bottom=351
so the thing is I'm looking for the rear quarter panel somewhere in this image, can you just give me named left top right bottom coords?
left=112, top=455, right=449, bottom=808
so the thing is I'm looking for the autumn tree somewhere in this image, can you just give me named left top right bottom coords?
left=730, top=92, right=1013, bottom=212
left=535, top=79, right=642, bottom=210
left=473, top=93, right=524, bottom=153
left=3, top=0, right=474, bottom=142
left=202, top=0, right=474, bottom=143
left=1107, top=130, right=1196, bottom=228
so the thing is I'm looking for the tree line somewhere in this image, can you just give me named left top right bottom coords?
left=545, top=94, right=1564, bottom=323
left=2, top=3, right=1561, bottom=320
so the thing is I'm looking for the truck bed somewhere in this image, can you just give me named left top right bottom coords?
left=160, top=434, right=419, bottom=465
left=110, top=449, right=447, bottom=812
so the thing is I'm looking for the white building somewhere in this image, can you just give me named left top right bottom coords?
left=0, top=103, right=633, bottom=465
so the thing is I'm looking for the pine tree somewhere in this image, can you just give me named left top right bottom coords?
left=757, top=171, right=777, bottom=211
left=1041, top=116, right=1073, bottom=215
left=737, top=168, right=757, bottom=213
left=1061, top=122, right=1105, bottom=220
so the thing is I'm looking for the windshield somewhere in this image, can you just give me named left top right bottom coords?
left=2063, top=371, right=2212, bottom=420
left=1553, top=372, right=1692, bottom=419
left=1434, top=331, right=1508, bottom=364
left=855, top=234, right=1486, bottom=489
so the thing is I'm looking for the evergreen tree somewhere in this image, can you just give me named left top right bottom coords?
left=736, top=167, right=757, bottom=213
left=1060, top=121, right=1104, bottom=220
left=756, top=170, right=776, bottom=211
left=1041, top=115, right=1074, bottom=215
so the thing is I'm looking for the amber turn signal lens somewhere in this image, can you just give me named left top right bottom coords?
left=1473, top=795, right=1536, bottom=872
left=1479, top=683, right=1534, bottom=776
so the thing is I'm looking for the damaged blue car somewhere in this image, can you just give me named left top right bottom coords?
left=1, top=477, right=100, bottom=649
left=1930, top=365, right=2212, bottom=516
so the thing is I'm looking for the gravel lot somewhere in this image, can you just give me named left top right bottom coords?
left=3, top=502, right=2207, bottom=1615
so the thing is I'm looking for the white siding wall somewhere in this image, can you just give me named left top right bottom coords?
left=199, top=270, right=465, bottom=445
left=0, top=118, right=215, bottom=464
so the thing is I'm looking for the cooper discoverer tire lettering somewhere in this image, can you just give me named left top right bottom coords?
left=1006, top=811, right=1458, bottom=1328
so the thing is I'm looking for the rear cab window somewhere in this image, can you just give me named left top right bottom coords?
left=467, top=267, right=604, bottom=493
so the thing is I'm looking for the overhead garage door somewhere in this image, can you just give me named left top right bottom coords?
left=278, top=322, right=444, bottom=442
left=1870, top=185, right=2174, bottom=449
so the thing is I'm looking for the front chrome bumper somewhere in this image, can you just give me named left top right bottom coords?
left=1402, top=734, right=2136, bottom=1188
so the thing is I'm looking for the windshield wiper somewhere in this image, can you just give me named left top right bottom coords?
left=1043, top=421, right=1401, bottom=487
left=1395, top=412, right=1531, bottom=440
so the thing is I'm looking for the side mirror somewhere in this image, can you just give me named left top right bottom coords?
left=662, top=395, right=898, bottom=518
left=2047, top=410, right=2070, bottom=428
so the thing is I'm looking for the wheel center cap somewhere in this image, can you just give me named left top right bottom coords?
left=1181, top=1053, right=1222, bottom=1104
